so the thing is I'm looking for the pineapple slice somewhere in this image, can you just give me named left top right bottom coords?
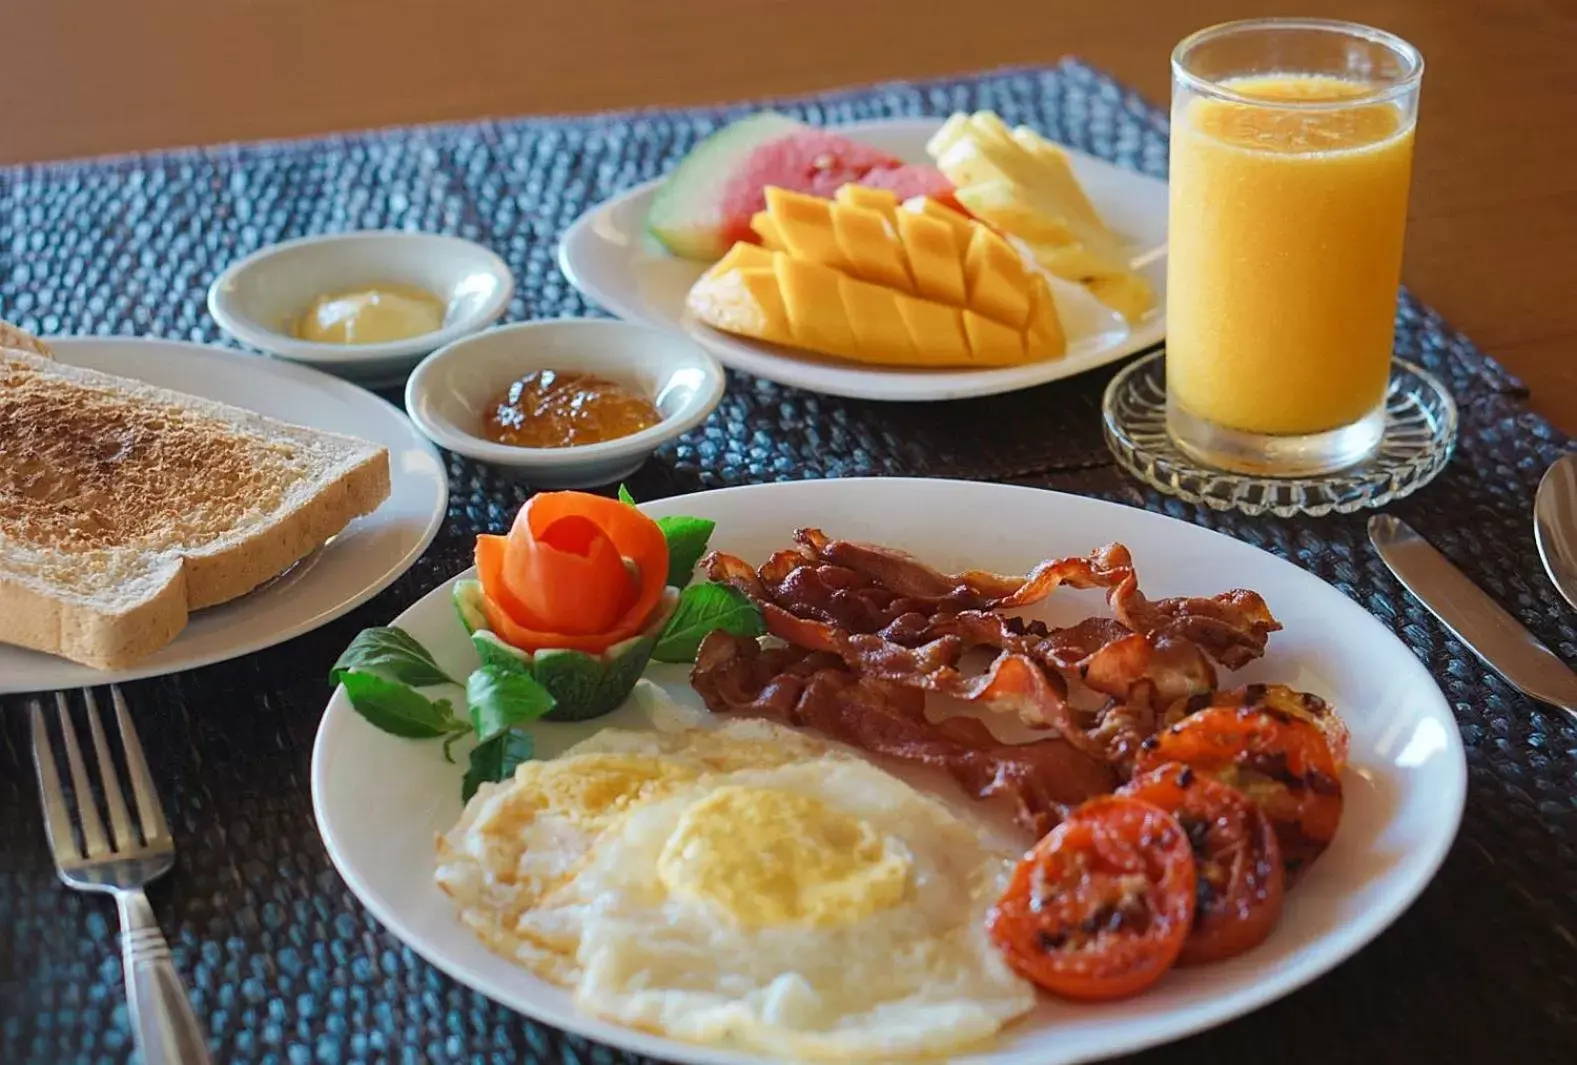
left=928, top=110, right=1156, bottom=320
left=1086, top=272, right=1157, bottom=324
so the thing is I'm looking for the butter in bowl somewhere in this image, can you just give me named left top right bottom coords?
left=404, top=319, right=725, bottom=488
left=208, top=230, right=515, bottom=385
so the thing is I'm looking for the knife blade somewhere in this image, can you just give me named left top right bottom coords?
left=1369, top=514, right=1577, bottom=718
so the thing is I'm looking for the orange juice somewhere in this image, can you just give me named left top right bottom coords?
left=1166, top=74, right=1415, bottom=435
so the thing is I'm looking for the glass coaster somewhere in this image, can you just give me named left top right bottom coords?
left=1102, top=351, right=1458, bottom=518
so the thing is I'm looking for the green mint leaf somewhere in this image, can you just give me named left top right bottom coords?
left=338, top=670, right=464, bottom=738
left=331, top=626, right=457, bottom=688
left=656, top=515, right=716, bottom=587
left=651, top=582, right=764, bottom=663
left=466, top=664, right=557, bottom=742
left=617, top=484, right=637, bottom=506
left=462, top=728, right=534, bottom=801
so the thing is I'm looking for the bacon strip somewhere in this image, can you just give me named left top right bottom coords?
left=792, top=528, right=1134, bottom=610
left=756, top=599, right=1091, bottom=742
left=1109, top=575, right=1280, bottom=670
left=697, top=531, right=1281, bottom=774
left=713, top=532, right=1279, bottom=672
left=692, top=632, right=1117, bottom=837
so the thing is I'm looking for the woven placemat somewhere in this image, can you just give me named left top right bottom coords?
left=2, top=59, right=1574, bottom=1064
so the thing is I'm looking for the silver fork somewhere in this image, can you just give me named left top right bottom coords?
left=31, top=686, right=213, bottom=1065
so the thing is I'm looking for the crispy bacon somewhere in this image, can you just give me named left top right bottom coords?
left=924, top=612, right=1217, bottom=707
left=692, top=632, right=1117, bottom=837
left=1081, top=632, right=1217, bottom=705
left=1109, top=575, right=1280, bottom=670
left=757, top=598, right=1216, bottom=740
left=705, top=549, right=921, bottom=632
left=757, top=598, right=1096, bottom=743
left=711, top=532, right=1279, bottom=673
left=792, top=528, right=1134, bottom=610
left=692, top=530, right=1288, bottom=830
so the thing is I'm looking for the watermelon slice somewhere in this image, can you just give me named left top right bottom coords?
left=647, top=112, right=960, bottom=261
left=857, top=164, right=970, bottom=216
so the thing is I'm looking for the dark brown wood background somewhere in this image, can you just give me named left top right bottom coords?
left=2, top=0, right=1572, bottom=429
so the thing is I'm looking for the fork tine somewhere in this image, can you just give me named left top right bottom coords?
left=84, top=689, right=135, bottom=851
left=30, top=700, right=81, bottom=864
left=112, top=686, right=170, bottom=846
left=54, top=692, right=108, bottom=859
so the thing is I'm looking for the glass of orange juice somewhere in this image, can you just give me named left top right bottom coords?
left=1165, top=19, right=1423, bottom=475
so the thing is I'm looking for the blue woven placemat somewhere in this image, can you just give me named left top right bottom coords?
left=1, top=59, right=1574, bottom=1064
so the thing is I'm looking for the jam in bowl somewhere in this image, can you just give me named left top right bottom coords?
left=404, top=319, right=725, bottom=489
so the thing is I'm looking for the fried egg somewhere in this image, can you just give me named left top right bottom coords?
left=435, top=717, right=825, bottom=980
left=436, top=715, right=1034, bottom=1060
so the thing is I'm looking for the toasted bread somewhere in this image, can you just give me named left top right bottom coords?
left=0, top=320, right=51, bottom=358
left=0, top=347, right=392, bottom=668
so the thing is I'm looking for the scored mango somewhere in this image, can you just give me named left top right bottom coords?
left=687, top=241, right=1065, bottom=369
left=747, top=186, right=1050, bottom=334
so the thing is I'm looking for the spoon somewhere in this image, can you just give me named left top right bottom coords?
left=1534, top=453, right=1577, bottom=611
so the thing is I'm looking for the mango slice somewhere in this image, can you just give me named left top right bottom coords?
left=747, top=186, right=1043, bottom=333
left=687, top=242, right=1065, bottom=368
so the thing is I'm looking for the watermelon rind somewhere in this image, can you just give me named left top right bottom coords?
left=471, top=630, right=532, bottom=672
left=647, top=112, right=805, bottom=261
left=453, top=579, right=488, bottom=635
left=459, top=588, right=681, bottom=723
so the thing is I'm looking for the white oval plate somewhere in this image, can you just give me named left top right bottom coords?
left=0, top=337, right=449, bottom=694
left=312, top=478, right=1464, bottom=1065
left=558, top=118, right=1167, bottom=402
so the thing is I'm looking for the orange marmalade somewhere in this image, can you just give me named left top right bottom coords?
left=483, top=369, right=660, bottom=449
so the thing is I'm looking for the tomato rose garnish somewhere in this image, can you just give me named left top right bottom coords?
left=988, top=795, right=1196, bottom=1001
left=475, top=492, right=669, bottom=655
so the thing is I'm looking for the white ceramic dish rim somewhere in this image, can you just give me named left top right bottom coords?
left=310, top=477, right=1467, bottom=1065
left=404, top=319, right=727, bottom=469
left=207, top=230, right=516, bottom=365
left=0, top=335, right=449, bottom=694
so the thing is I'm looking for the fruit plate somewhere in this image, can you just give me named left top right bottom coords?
left=311, top=478, right=1464, bottom=1065
left=0, top=337, right=449, bottom=695
left=558, top=118, right=1167, bottom=402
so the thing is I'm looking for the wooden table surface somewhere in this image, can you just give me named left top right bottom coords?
left=2, top=0, right=1573, bottom=430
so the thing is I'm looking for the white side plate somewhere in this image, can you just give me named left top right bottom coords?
left=312, top=478, right=1464, bottom=1065
left=558, top=117, right=1168, bottom=402
left=0, top=337, right=448, bottom=694
left=208, top=230, right=515, bottom=385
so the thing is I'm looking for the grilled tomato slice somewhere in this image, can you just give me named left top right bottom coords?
left=1134, top=703, right=1343, bottom=881
left=1166, top=684, right=1350, bottom=772
left=1119, top=763, right=1285, bottom=964
left=988, top=795, right=1196, bottom=1000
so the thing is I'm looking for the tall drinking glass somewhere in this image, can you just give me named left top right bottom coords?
left=1166, top=19, right=1423, bottom=475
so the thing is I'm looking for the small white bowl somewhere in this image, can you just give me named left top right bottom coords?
left=208, top=230, right=515, bottom=384
left=405, top=318, right=726, bottom=488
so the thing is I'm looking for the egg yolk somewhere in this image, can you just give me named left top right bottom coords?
left=481, top=754, right=699, bottom=840
left=657, top=786, right=911, bottom=929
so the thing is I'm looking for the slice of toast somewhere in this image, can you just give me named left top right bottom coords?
left=0, top=347, right=392, bottom=668
left=0, top=320, right=52, bottom=358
